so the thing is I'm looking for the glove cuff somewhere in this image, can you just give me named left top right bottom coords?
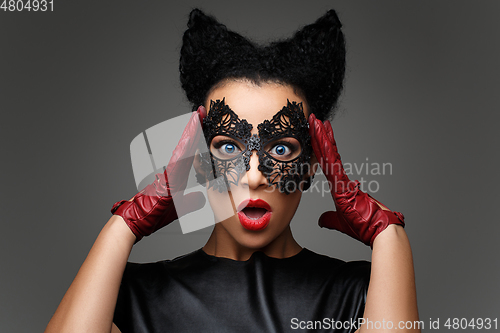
left=111, top=200, right=143, bottom=243
left=369, top=210, right=406, bottom=248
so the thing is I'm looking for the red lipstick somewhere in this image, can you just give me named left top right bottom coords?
left=237, top=199, right=272, bottom=231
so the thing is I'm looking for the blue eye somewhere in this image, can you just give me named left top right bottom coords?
left=275, top=145, right=286, bottom=155
left=271, top=144, right=290, bottom=156
left=211, top=138, right=242, bottom=160
left=223, top=143, right=236, bottom=154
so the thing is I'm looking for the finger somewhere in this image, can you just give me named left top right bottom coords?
left=176, top=191, right=206, bottom=218
left=166, top=111, right=202, bottom=174
left=308, top=113, right=321, bottom=150
left=311, top=116, right=335, bottom=167
left=308, top=114, right=323, bottom=164
left=323, top=120, right=335, bottom=143
left=164, top=111, right=204, bottom=194
left=308, top=113, right=316, bottom=140
left=160, top=191, right=207, bottom=225
left=322, top=119, right=350, bottom=181
left=324, top=120, right=343, bottom=160
left=319, top=210, right=360, bottom=240
left=197, top=105, right=207, bottom=125
left=307, top=115, right=320, bottom=171
left=309, top=116, right=350, bottom=187
left=308, top=114, right=323, bottom=153
left=318, top=210, right=341, bottom=229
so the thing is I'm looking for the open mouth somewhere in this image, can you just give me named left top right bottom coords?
left=241, top=207, right=268, bottom=219
left=237, top=199, right=272, bottom=231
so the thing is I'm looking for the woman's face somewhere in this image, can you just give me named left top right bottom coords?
left=200, top=80, right=313, bottom=254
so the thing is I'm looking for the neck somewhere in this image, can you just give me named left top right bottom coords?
left=203, top=224, right=302, bottom=261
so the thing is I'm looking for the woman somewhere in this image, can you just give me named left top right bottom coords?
left=46, top=8, right=419, bottom=333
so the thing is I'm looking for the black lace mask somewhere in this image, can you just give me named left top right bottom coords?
left=200, top=99, right=311, bottom=194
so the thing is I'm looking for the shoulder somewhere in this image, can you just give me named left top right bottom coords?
left=281, top=249, right=371, bottom=321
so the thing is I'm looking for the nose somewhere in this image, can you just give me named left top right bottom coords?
left=241, top=151, right=268, bottom=190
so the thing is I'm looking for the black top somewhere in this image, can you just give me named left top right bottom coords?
left=114, top=248, right=370, bottom=333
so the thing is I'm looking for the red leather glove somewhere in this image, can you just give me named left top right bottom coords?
left=111, top=106, right=207, bottom=242
left=308, top=113, right=405, bottom=248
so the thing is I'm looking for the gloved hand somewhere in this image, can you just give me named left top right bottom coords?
left=111, top=106, right=207, bottom=242
left=308, top=113, right=405, bottom=247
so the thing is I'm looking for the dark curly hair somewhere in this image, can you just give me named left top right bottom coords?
left=180, top=8, right=345, bottom=121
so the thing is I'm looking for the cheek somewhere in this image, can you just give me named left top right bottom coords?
left=267, top=190, right=302, bottom=225
left=206, top=188, right=237, bottom=223
left=206, top=181, right=253, bottom=222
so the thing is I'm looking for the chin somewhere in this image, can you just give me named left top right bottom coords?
left=216, top=214, right=289, bottom=252
left=234, top=232, right=277, bottom=250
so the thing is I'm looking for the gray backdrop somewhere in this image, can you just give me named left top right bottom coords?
left=1, top=1, right=499, bottom=332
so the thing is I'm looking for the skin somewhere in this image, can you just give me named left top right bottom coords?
left=45, top=79, right=419, bottom=333
left=200, top=80, right=312, bottom=261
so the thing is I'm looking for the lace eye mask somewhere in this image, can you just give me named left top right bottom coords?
left=200, top=98, right=311, bottom=194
